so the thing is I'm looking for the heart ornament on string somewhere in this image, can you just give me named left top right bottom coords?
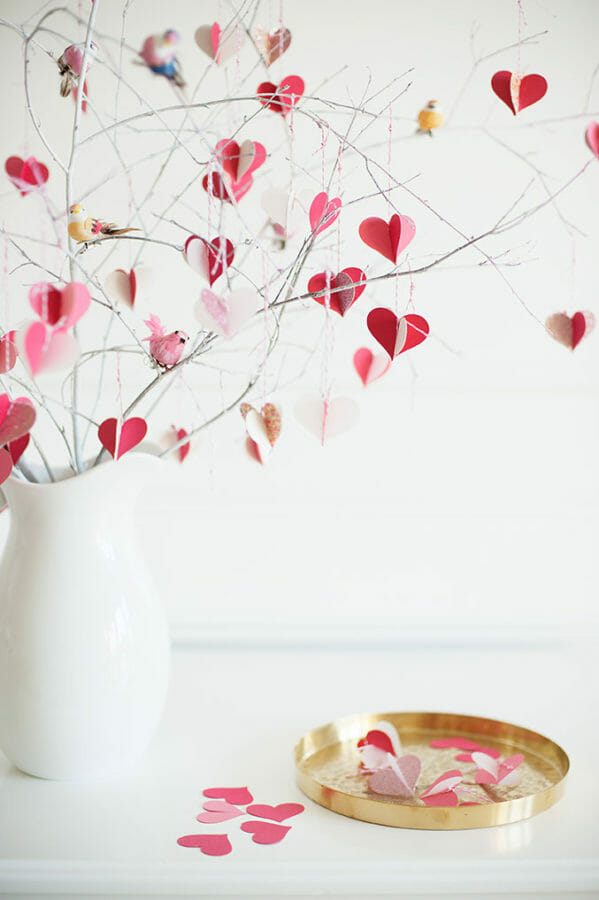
left=0, top=336, right=17, bottom=374
left=203, top=139, right=266, bottom=203
left=240, top=402, right=281, bottom=464
left=196, top=288, right=256, bottom=338
left=367, top=309, right=430, bottom=359
left=195, top=22, right=245, bottom=64
left=353, top=348, right=390, bottom=386
left=491, top=71, right=547, bottom=115
left=29, top=281, right=90, bottom=330
left=0, top=448, right=12, bottom=486
left=359, top=213, right=415, bottom=263
left=5, top=156, right=49, bottom=196
left=295, top=395, right=359, bottom=444
left=98, top=417, right=148, bottom=460
left=307, top=267, right=366, bottom=316
left=545, top=311, right=594, bottom=349
left=586, top=122, right=599, bottom=158
left=184, top=235, right=234, bottom=286
left=309, top=192, right=341, bottom=236
left=257, top=76, right=304, bottom=116
left=171, top=426, right=190, bottom=463
left=104, top=266, right=153, bottom=310
left=0, top=394, right=36, bottom=446
left=254, top=26, right=291, bottom=65
left=16, top=322, right=80, bottom=377
left=6, top=433, right=29, bottom=465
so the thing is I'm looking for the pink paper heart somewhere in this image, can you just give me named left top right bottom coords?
left=5, top=155, right=49, bottom=196
left=184, top=236, right=234, bottom=286
left=359, top=214, right=416, bottom=263
left=307, top=267, right=366, bottom=316
left=0, top=336, right=17, bottom=374
left=20, top=322, right=80, bottom=376
left=353, top=348, right=390, bottom=386
left=241, top=821, right=290, bottom=845
left=0, top=448, right=13, bottom=485
left=177, top=833, right=232, bottom=856
left=0, top=395, right=36, bottom=445
left=368, top=755, right=421, bottom=798
left=203, top=786, right=254, bottom=805
left=98, top=417, right=148, bottom=460
left=309, top=192, right=341, bottom=236
left=246, top=803, right=304, bottom=822
left=257, top=75, right=304, bottom=116
left=196, top=800, right=244, bottom=824
left=29, top=282, right=90, bottom=330
left=586, top=121, right=599, bottom=158
left=419, top=769, right=462, bottom=806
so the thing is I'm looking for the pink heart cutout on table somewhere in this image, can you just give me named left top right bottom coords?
left=257, top=76, right=304, bottom=116
left=0, top=395, right=35, bottom=445
left=586, top=121, right=599, bottom=158
left=309, top=192, right=341, bottom=236
left=308, top=267, right=366, bottom=316
left=546, top=311, right=594, bottom=349
left=295, top=395, right=359, bottom=443
left=0, top=336, right=17, bottom=374
left=5, top=156, right=49, bottom=195
left=197, top=800, right=244, bottom=824
left=29, top=282, right=90, bottom=330
left=246, top=803, right=304, bottom=822
left=353, top=348, right=390, bottom=386
left=98, top=417, right=148, bottom=460
left=184, top=235, right=234, bottom=286
left=367, top=309, right=429, bottom=359
left=430, top=737, right=482, bottom=751
left=369, top=755, right=422, bottom=798
left=203, top=786, right=254, bottom=805
left=241, top=821, right=290, bottom=845
left=491, top=70, right=547, bottom=115
left=359, top=214, right=415, bottom=263
left=177, top=833, right=232, bottom=856
left=19, top=322, right=80, bottom=376
left=0, top=448, right=12, bottom=486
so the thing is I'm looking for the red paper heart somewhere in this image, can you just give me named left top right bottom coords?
left=353, top=348, right=390, bottom=386
left=309, top=192, right=341, bottom=236
left=257, top=75, right=304, bottom=116
left=98, top=417, right=148, bottom=460
left=491, top=70, right=547, bottom=115
left=586, top=121, right=599, bottom=158
left=0, top=395, right=35, bottom=446
left=241, top=821, right=290, bottom=844
left=6, top=433, right=30, bottom=465
left=203, top=786, right=254, bottom=805
left=171, top=426, right=190, bottom=463
left=246, top=803, right=304, bottom=822
left=359, top=213, right=415, bottom=263
left=0, top=336, right=17, bottom=374
left=307, top=268, right=365, bottom=316
left=202, top=171, right=253, bottom=204
left=184, top=235, right=234, bottom=286
left=0, top=448, right=12, bottom=486
left=546, top=310, right=594, bottom=349
left=5, top=156, right=49, bottom=196
left=177, top=833, right=232, bottom=856
left=29, top=282, right=90, bottom=329
left=367, top=309, right=430, bottom=359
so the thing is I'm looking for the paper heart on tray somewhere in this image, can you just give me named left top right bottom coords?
left=472, top=752, right=524, bottom=787
left=359, top=213, right=415, bottom=263
left=419, top=770, right=463, bottom=807
left=358, top=720, right=403, bottom=770
left=196, top=288, right=256, bottom=338
left=368, top=755, right=422, bottom=798
left=184, top=235, right=234, bottom=286
left=307, top=267, right=366, bottom=316
left=367, top=309, right=429, bottom=359
left=195, top=22, right=245, bottom=64
left=257, top=75, right=304, bottom=116
left=491, top=70, right=547, bottom=115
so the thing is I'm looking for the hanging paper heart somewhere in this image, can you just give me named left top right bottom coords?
left=307, top=268, right=366, bottom=316
left=6, top=433, right=30, bottom=465
left=177, top=833, right=232, bottom=856
left=5, top=156, right=49, bottom=196
left=29, top=281, right=90, bottom=330
left=0, top=336, right=17, bottom=374
left=246, top=803, right=304, bottom=822
left=104, top=266, right=152, bottom=310
left=295, top=395, right=359, bottom=443
left=545, top=311, right=594, bottom=349
left=257, top=76, right=304, bottom=116
left=203, top=786, right=254, bottom=805
left=309, top=192, right=341, bottom=236
left=184, top=235, right=234, bottom=286
left=196, top=287, right=256, bottom=338
left=369, top=756, right=422, bottom=798
left=17, top=321, right=80, bottom=376
left=202, top=170, right=253, bottom=203
left=586, top=122, right=599, bottom=158
left=240, top=402, right=281, bottom=464
left=353, top=348, right=390, bottom=386
left=0, top=395, right=36, bottom=445
left=196, top=800, right=244, bottom=824
left=171, top=426, right=190, bottom=463
left=367, top=309, right=429, bottom=359
left=0, top=448, right=12, bottom=486
left=491, top=71, right=547, bottom=115
left=255, top=26, right=292, bottom=65
left=98, top=417, right=148, bottom=460
left=359, top=213, right=415, bottom=263
left=216, top=138, right=267, bottom=184
left=419, top=770, right=462, bottom=807
left=240, top=821, right=290, bottom=845
left=195, top=22, right=245, bottom=64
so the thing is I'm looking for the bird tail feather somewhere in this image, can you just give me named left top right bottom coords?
left=101, top=225, right=141, bottom=236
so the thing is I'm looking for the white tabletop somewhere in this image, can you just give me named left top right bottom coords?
left=0, top=639, right=597, bottom=898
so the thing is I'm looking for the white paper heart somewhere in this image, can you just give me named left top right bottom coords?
left=237, top=140, right=259, bottom=182
left=261, top=187, right=290, bottom=228
left=104, top=266, right=153, bottom=312
left=195, top=288, right=256, bottom=338
left=184, top=237, right=211, bottom=281
left=295, top=396, right=359, bottom=442
left=244, top=408, right=273, bottom=463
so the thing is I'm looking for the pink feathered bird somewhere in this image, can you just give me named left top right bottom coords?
left=57, top=41, right=98, bottom=111
left=143, top=315, right=188, bottom=368
left=139, top=30, right=185, bottom=86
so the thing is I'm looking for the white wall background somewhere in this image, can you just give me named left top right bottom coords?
left=0, top=0, right=597, bottom=645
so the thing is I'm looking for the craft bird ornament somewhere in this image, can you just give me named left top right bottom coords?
left=139, top=30, right=185, bottom=86
left=144, top=314, right=188, bottom=368
left=67, top=204, right=139, bottom=244
left=417, top=100, right=443, bottom=135
left=57, top=41, right=98, bottom=106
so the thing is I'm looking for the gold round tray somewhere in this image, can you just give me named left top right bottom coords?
left=294, top=711, right=569, bottom=830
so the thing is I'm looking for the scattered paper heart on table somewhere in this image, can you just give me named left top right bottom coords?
left=177, top=833, right=233, bottom=855
left=353, top=348, right=390, bottom=386
left=257, top=76, right=304, bottom=116
left=5, top=155, right=49, bottom=195
left=0, top=336, right=17, bottom=374
left=491, top=70, right=547, bottom=115
left=586, top=121, right=599, bottom=158
left=0, top=394, right=36, bottom=445
left=195, top=22, right=245, bottom=64
left=203, top=786, right=254, bottom=805
left=307, top=268, right=366, bottom=316
left=29, top=282, right=90, bottom=330
left=295, top=395, right=359, bottom=443
left=369, top=755, right=422, bottom=798
left=240, top=402, right=281, bottom=464
left=419, top=770, right=462, bottom=807
left=0, top=448, right=12, bottom=486
left=309, top=192, right=341, bottom=236
left=246, top=803, right=304, bottom=822
left=196, top=800, right=244, bottom=824
left=196, top=287, right=256, bottom=338
left=17, top=322, right=80, bottom=376
left=184, top=235, right=234, bottom=286
left=359, top=213, right=415, bottom=263
left=104, top=266, right=152, bottom=310
left=367, top=309, right=429, bottom=359
left=98, top=417, right=148, bottom=460
left=241, top=821, right=291, bottom=845
left=255, top=26, right=292, bottom=65
left=545, top=311, right=594, bottom=349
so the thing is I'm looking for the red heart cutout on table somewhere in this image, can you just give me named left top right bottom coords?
left=29, top=282, right=90, bottom=330
left=0, top=395, right=35, bottom=446
left=546, top=310, right=594, bottom=349
left=0, top=336, right=17, bottom=374
left=367, top=309, right=429, bottom=359
left=491, top=70, right=547, bottom=115
left=203, top=786, right=254, bottom=806
left=309, top=192, right=341, bottom=236
left=359, top=214, right=415, bottom=263
left=177, top=833, right=232, bottom=855
left=307, top=267, right=365, bottom=316
left=241, top=821, right=290, bottom=845
left=6, top=433, right=30, bottom=465
left=98, top=417, right=148, bottom=460
left=184, top=235, right=234, bottom=286
left=257, top=75, right=304, bottom=116
left=196, top=800, right=244, bottom=824
left=368, top=755, right=422, bottom=798
left=246, top=803, right=304, bottom=822
left=586, top=121, right=599, bottom=158
left=353, top=348, right=390, bottom=386
left=0, top=448, right=12, bottom=486
left=261, top=27, right=291, bottom=65
left=5, top=156, right=49, bottom=196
